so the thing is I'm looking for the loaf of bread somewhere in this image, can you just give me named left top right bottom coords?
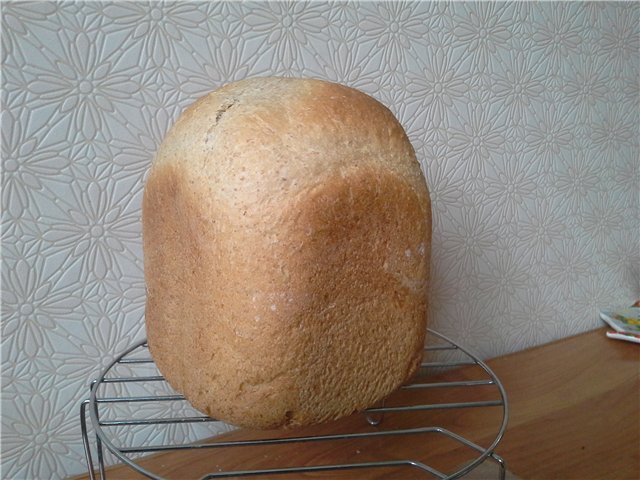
left=143, top=77, right=431, bottom=429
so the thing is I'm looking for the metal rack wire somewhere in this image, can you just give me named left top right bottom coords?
left=80, top=329, right=509, bottom=479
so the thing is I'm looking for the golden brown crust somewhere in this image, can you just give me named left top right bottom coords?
left=143, top=77, right=431, bottom=429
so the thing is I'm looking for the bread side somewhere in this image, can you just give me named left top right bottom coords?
left=143, top=77, right=431, bottom=428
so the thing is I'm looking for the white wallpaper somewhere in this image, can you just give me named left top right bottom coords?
left=1, top=1, right=639, bottom=478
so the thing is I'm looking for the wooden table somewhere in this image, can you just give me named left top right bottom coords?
left=75, top=327, right=639, bottom=479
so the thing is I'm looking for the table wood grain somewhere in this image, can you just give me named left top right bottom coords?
left=73, top=327, right=639, bottom=480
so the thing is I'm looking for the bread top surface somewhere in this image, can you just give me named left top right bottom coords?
left=154, top=77, right=427, bottom=213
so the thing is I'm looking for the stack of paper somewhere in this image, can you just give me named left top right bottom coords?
left=600, top=307, right=640, bottom=344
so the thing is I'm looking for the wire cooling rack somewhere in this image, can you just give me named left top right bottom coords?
left=80, top=329, right=509, bottom=479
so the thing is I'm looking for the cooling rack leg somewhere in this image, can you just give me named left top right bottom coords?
left=490, top=453, right=506, bottom=480
left=96, top=433, right=106, bottom=479
left=365, top=399, right=386, bottom=426
left=80, top=400, right=96, bottom=480
left=364, top=412, right=384, bottom=426
left=91, top=394, right=107, bottom=479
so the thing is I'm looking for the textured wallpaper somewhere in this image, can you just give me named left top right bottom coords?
left=1, top=1, right=639, bottom=478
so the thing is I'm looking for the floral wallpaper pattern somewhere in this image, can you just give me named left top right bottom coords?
left=1, top=1, right=638, bottom=478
